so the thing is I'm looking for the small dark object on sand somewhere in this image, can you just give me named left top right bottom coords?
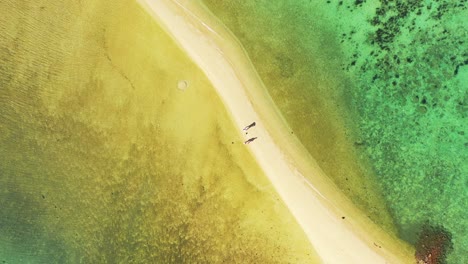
left=243, top=122, right=256, bottom=131
left=244, top=137, right=258, bottom=145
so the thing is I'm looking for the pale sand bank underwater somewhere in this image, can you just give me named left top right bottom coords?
left=138, top=0, right=415, bottom=263
left=0, top=0, right=320, bottom=262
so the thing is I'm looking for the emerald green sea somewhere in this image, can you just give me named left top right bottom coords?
left=202, top=0, right=467, bottom=263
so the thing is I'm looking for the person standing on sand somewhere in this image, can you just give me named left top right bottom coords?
left=243, top=122, right=256, bottom=131
left=244, top=137, right=258, bottom=144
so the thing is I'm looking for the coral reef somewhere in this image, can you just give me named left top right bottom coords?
left=415, top=223, right=453, bottom=264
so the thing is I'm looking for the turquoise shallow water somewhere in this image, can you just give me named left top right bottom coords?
left=202, top=0, right=467, bottom=263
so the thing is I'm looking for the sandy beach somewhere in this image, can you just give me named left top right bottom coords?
left=138, top=0, right=414, bottom=263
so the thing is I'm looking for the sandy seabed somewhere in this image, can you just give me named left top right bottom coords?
left=138, top=0, right=415, bottom=263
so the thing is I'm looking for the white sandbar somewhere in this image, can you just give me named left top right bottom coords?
left=138, top=0, right=414, bottom=263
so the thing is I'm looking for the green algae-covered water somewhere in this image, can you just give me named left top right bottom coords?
left=0, top=0, right=320, bottom=263
left=202, top=0, right=467, bottom=263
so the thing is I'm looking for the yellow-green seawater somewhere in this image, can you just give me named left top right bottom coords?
left=0, top=0, right=320, bottom=263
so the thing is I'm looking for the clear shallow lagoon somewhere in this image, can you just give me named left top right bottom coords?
left=0, top=0, right=319, bottom=262
left=202, top=0, right=467, bottom=263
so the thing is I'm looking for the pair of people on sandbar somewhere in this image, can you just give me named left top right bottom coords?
left=243, top=122, right=257, bottom=144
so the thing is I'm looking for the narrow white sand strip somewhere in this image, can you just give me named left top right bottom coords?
left=138, top=0, right=411, bottom=263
